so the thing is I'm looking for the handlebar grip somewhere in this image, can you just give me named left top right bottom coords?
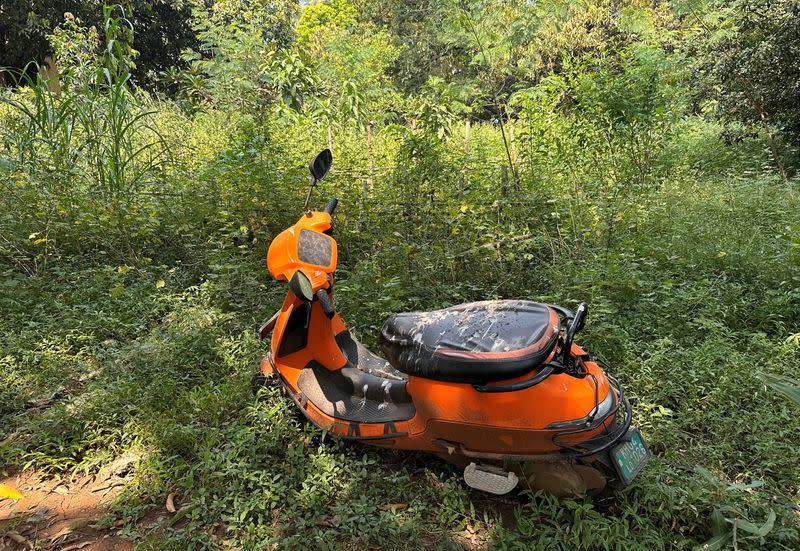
left=573, top=302, right=588, bottom=333
left=323, top=197, right=338, bottom=215
left=316, top=289, right=335, bottom=318
left=561, top=302, right=588, bottom=364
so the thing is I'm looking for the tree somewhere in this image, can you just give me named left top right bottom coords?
left=0, top=1, right=197, bottom=87
left=351, top=0, right=474, bottom=93
left=298, top=0, right=400, bottom=126
left=694, top=0, right=800, bottom=176
left=178, top=0, right=306, bottom=114
left=296, top=0, right=357, bottom=47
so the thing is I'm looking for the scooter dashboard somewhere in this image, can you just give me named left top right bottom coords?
left=266, top=211, right=338, bottom=290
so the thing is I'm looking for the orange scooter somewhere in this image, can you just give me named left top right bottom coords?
left=256, top=150, right=650, bottom=495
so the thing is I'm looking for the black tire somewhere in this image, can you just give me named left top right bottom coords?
left=251, top=365, right=271, bottom=397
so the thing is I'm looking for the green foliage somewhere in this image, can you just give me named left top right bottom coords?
left=0, top=6, right=171, bottom=265
left=296, top=0, right=358, bottom=46
left=694, top=0, right=800, bottom=146
left=0, top=0, right=197, bottom=86
left=183, top=0, right=303, bottom=113
left=760, top=372, right=800, bottom=407
left=47, top=12, right=102, bottom=91
left=2, top=2, right=800, bottom=550
left=409, top=77, right=471, bottom=137
left=310, top=21, right=401, bottom=126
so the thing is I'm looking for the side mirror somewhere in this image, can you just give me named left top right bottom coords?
left=288, top=270, right=314, bottom=302
left=309, top=149, right=332, bottom=182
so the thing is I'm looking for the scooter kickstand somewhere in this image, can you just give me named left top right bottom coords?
left=463, top=462, right=519, bottom=495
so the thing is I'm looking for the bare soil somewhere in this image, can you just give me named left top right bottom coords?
left=0, top=470, right=134, bottom=551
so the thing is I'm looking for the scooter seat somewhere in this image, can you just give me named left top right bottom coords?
left=379, top=300, right=560, bottom=384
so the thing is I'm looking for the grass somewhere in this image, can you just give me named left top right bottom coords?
left=1, top=194, right=799, bottom=549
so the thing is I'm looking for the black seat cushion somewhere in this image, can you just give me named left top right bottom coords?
left=379, top=300, right=560, bottom=384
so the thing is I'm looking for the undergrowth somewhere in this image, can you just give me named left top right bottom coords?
left=1, top=4, right=799, bottom=549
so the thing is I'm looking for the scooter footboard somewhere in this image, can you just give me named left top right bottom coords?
left=296, top=360, right=416, bottom=423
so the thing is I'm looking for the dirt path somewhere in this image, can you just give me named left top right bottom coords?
left=0, top=471, right=134, bottom=551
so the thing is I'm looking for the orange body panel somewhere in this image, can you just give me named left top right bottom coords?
left=264, top=210, right=616, bottom=457
left=267, top=211, right=337, bottom=293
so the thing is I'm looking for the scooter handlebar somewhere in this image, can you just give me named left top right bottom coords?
left=316, top=288, right=335, bottom=318
left=323, top=197, right=338, bottom=215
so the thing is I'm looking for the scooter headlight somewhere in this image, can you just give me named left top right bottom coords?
left=592, top=387, right=616, bottom=422
left=546, top=386, right=617, bottom=430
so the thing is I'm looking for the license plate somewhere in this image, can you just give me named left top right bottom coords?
left=610, top=428, right=651, bottom=484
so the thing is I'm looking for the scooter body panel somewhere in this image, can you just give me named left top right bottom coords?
left=264, top=287, right=615, bottom=457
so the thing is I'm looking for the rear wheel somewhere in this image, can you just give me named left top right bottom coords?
left=515, top=460, right=608, bottom=497
left=437, top=452, right=613, bottom=497
left=251, top=362, right=272, bottom=396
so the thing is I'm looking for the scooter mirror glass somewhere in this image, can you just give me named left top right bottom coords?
left=309, top=149, right=333, bottom=181
left=288, top=270, right=314, bottom=302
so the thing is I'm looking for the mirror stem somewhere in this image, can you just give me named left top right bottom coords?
left=303, top=176, right=317, bottom=213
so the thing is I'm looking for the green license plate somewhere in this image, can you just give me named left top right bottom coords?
left=610, top=428, right=651, bottom=484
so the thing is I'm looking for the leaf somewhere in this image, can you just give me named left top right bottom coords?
left=110, top=284, right=125, bottom=298
left=759, top=372, right=800, bottom=406
left=61, top=541, right=93, bottom=551
left=735, top=519, right=760, bottom=535
left=5, top=531, right=31, bottom=547
left=48, top=525, right=74, bottom=543
left=710, top=508, right=727, bottom=537
left=117, top=265, right=129, bottom=274
left=166, top=492, right=177, bottom=513
left=693, top=466, right=722, bottom=487
left=0, top=483, right=24, bottom=500
left=693, top=533, right=729, bottom=551
left=735, top=510, right=775, bottom=537
left=168, top=503, right=196, bottom=527
left=726, top=480, right=764, bottom=491
left=155, top=279, right=166, bottom=289
left=757, top=511, right=776, bottom=537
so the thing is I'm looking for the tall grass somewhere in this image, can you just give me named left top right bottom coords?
left=0, top=6, right=170, bottom=267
